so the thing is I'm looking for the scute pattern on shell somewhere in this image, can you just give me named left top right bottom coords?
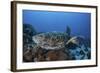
left=33, top=32, right=70, bottom=50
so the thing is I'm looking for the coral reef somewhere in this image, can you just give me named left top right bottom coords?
left=23, top=24, right=37, bottom=62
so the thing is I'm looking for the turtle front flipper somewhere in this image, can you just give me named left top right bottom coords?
left=66, top=26, right=71, bottom=40
left=66, top=26, right=71, bottom=36
left=66, top=36, right=85, bottom=48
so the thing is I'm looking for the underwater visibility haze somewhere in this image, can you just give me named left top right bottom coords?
left=23, top=10, right=91, bottom=39
left=23, top=10, right=91, bottom=62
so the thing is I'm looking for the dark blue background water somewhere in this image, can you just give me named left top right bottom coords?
left=23, top=10, right=91, bottom=39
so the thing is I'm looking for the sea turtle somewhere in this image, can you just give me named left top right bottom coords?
left=33, top=32, right=65, bottom=49
left=23, top=26, right=91, bottom=61
left=32, top=31, right=91, bottom=60
left=32, top=25, right=82, bottom=50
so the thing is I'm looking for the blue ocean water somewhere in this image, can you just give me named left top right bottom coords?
left=23, top=10, right=91, bottom=39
